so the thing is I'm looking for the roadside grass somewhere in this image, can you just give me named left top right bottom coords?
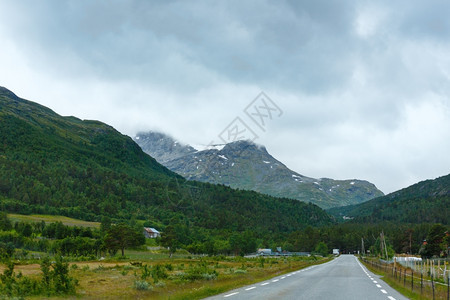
left=7, top=213, right=100, bottom=228
left=360, top=257, right=448, bottom=300
left=124, top=248, right=193, bottom=261
left=6, top=254, right=331, bottom=299
left=163, top=257, right=333, bottom=300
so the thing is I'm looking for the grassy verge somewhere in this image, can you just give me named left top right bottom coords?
left=167, top=257, right=333, bottom=300
left=360, top=257, right=448, bottom=300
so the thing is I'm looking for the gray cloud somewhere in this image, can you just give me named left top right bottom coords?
left=0, top=0, right=449, bottom=193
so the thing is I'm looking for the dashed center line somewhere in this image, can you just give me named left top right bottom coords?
left=261, top=282, right=270, bottom=286
left=224, top=292, right=239, bottom=297
left=376, top=284, right=382, bottom=288
left=245, top=286, right=256, bottom=291
left=388, top=296, right=396, bottom=300
left=380, top=289, right=387, bottom=294
left=272, top=279, right=279, bottom=282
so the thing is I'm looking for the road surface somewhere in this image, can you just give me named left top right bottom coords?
left=205, top=255, right=408, bottom=300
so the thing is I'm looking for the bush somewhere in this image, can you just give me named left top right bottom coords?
left=0, top=257, right=76, bottom=297
left=140, top=264, right=151, bottom=280
left=151, top=264, right=168, bottom=283
left=202, top=273, right=218, bottom=280
left=52, top=256, right=77, bottom=294
left=182, top=261, right=218, bottom=281
left=164, top=263, right=173, bottom=271
left=154, top=281, right=166, bottom=288
left=134, top=280, right=152, bottom=291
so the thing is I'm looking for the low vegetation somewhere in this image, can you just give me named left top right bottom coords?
left=360, top=257, right=449, bottom=300
left=0, top=248, right=328, bottom=298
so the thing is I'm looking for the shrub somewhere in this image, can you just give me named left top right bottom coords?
left=164, top=263, right=173, bottom=271
left=134, top=280, right=152, bottom=291
left=202, top=273, right=218, bottom=280
left=140, top=264, right=151, bottom=280
left=154, top=281, right=166, bottom=288
left=151, top=264, right=168, bottom=283
left=182, top=261, right=218, bottom=281
left=52, top=256, right=77, bottom=294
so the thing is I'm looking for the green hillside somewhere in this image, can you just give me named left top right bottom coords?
left=0, top=87, right=333, bottom=237
left=328, top=174, right=450, bottom=224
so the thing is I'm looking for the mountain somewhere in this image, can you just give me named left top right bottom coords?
left=135, top=131, right=197, bottom=164
left=0, top=86, right=333, bottom=235
left=327, top=173, right=450, bottom=224
left=135, top=131, right=384, bottom=209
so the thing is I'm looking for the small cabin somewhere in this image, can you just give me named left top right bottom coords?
left=143, top=227, right=161, bottom=238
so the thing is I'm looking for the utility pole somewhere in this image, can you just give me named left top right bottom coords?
left=380, top=232, right=384, bottom=258
left=380, top=231, right=388, bottom=259
left=409, top=229, right=412, bottom=255
left=361, top=237, right=365, bottom=256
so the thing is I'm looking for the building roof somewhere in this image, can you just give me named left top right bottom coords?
left=144, top=227, right=160, bottom=234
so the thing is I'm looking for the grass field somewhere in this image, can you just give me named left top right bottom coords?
left=1, top=214, right=332, bottom=299
left=7, top=213, right=100, bottom=228
left=2, top=252, right=331, bottom=299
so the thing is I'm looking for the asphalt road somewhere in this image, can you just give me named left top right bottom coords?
left=205, top=255, right=408, bottom=300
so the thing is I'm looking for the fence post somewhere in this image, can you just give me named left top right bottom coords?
left=447, top=274, right=449, bottom=300
left=421, top=271, right=423, bottom=295
left=411, top=269, right=413, bottom=292
left=404, top=268, right=406, bottom=287
left=432, top=273, right=435, bottom=300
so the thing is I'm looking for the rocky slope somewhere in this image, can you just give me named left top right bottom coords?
left=135, top=131, right=384, bottom=209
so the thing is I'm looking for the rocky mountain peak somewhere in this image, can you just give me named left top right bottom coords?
left=134, top=131, right=196, bottom=164
left=135, top=131, right=384, bottom=209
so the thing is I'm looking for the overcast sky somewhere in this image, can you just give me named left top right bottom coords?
left=1, top=0, right=449, bottom=194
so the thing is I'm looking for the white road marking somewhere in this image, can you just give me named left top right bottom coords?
left=281, top=276, right=286, bottom=279
left=245, top=287, right=256, bottom=291
left=272, top=279, right=279, bottom=282
left=261, top=282, right=269, bottom=286
left=224, top=292, right=239, bottom=297
left=356, top=257, right=397, bottom=300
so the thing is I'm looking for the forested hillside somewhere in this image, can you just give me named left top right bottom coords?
left=328, top=173, right=450, bottom=224
left=0, top=87, right=333, bottom=241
